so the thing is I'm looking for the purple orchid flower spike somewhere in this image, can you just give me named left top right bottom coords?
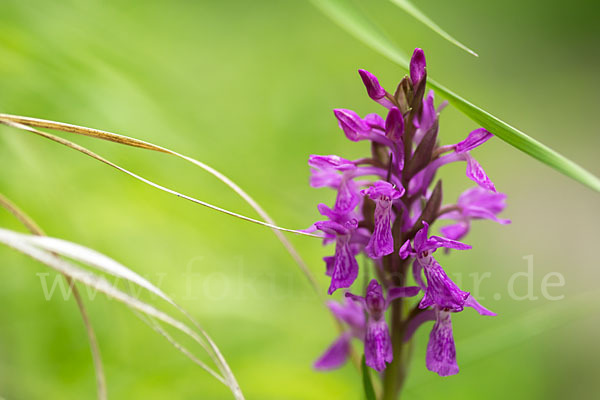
left=361, top=181, right=404, bottom=258
left=410, top=48, right=426, bottom=87
left=358, top=69, right=395, bottom=109
left=440, top=187, right=511, bottom=241
left=314, top=298, right=365, bottom=370
left=346, top=279, right=420, bottom=372
left=310, top=47, right=507, bottom=384
left=315, top=220, right=360, bottom=294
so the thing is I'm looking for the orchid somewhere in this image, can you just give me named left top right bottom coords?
left=308, top=48, right=509, bottom=397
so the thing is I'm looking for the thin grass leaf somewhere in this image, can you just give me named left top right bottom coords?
left=0, top=227, right=244, bottom=400
left=361, top=356, right=377, bottom=400
left=389, top=0, right=478, bottom=57
left=134, top=311, right=226, bottom=385
left=310, top=0, right=600, bottom=192
left=0, top=194, right=107, bottom=400
left=0, top=114, right=323, bottom=296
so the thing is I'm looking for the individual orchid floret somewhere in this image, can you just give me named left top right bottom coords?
left=361, top=181, right=404, bottom=258
left=400, top=222, right=472, bottom=311
left=440, top=187, right=511, bottom=241
left=315, top=220, right=360, bottom=294
left=358, top=69, right=395, bottom=109
left=346, top=279, right=420, bottom=372
left=314, top=298, right=366, bottom=370
left=410, top=48, right=426, bottom=87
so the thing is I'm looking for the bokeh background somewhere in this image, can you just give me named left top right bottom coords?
left=1, top=0, right=599, bottom=399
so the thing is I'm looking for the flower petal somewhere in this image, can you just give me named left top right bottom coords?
left=426, top=308, right=459, bottom=376
left=334, top=109, right=371, bottom=141
left=314, top=333, right=352, bottom=370
left=387, top=286, right=421, bottom=303
left=465, top=154, right=497, bottom=192
left=455, top=128, right=493, bottom=153
left=465, top=294, right=497, bottom=316
left=410, top=48, right=426, bottom=86
left=365, top=320, right=393, bottom=372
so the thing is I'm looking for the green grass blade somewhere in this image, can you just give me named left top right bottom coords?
left=311, top=0, right=600, bottom=192
left=361, top=356, right=377, bottom=400
left=390, top=0, right=478, bottom=57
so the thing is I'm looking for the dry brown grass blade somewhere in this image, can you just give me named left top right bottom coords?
left=0, top=193, right=107, bottom=400
left=0, top=113, right=322, bottom=296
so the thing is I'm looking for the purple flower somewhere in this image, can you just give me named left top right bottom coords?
left=358, top=69, right=395, bottom=109
left=409, top=128, right=498, bottom=196
left=315, top=220, right=360, bottom=294
left=314, top=298, right=365, bottom=370
left=346, top=280, right=420, bottom=372
left=410, top=48, right=426, bottom=86
left=440, top=187, right=511, bottom=241
left=426, top=295, right=496, bottom=377
left=400, top=222, right=471, bottom=311
left=361, top=181, right=404, bottom=258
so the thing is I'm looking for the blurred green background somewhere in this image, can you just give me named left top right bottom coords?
left=1, top=0, right=599, bottom=399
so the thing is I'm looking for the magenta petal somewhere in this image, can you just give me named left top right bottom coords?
left=314, top=333, right=352, bottom=370
left=404, top=309, right=435, bottom=342
left=334, top=109, right=371, bottom=141
left=440, top=222, right=470, bottom=241
left=308, top=154, right=356, bottom=171
left=465, top=154, right=497, bottom=192
left=388, top=286, right=421, bottom=303
left=455, top=128, right=493, bottom=153
left=465, top=295, right=497, bottom=316
left=425, top=235, right=472, bottom=252
left=385, top=107, right=405, bottom=141
left=410, top=48, right=426, bottom=86
left=334, top=177, right=361, bottom=214
left=419, top=258, right=470, bottom=311
left=364, top=113, right=385, bottom=129
left=328, top=298, right=365, bottom=329
left=365, top=320, right=393, bottom=372
left=358, top=69, right=386, bottom=100
left=426, top=308, right=459, bottom=376
left=399, top=239, right=413, bottom=259
left=328, top=235, right=359, bottom=295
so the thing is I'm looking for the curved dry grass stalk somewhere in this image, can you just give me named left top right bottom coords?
left=133, top=310, right=225, bottom=384
left=0, top=194, right=107, bottom=400
left=0, top=113, right=322, bottom=295
left=0, top=227, right=244, bottom=400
